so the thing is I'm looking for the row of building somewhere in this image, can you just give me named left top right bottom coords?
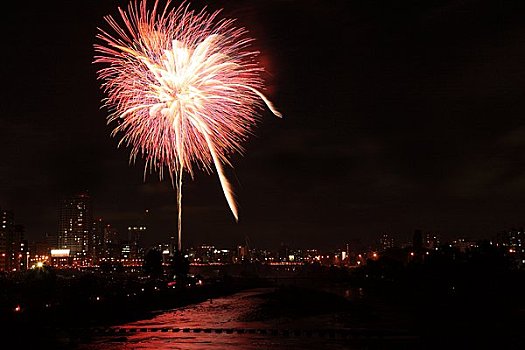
left=0, top=193, right=151, bottom=271
left=1, top=193, right=524, bottom=271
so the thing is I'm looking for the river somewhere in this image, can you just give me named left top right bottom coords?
left=74, top=287, right=419, bottom=350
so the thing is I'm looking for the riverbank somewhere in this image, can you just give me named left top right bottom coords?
left=0, top=270, right=269, bottom=348
left=3, top=261, right=525, bottom=349
left=74, top=285, right=423, bottom=350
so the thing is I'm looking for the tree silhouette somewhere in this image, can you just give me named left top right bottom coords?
left=143, top=247, right=163, bottom=279
left=169, top=250, right=190, bottom=288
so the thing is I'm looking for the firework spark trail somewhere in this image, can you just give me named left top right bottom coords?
left=94, top=0, right=281, bottom=251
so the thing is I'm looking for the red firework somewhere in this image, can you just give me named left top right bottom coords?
left=94, top=0, right=281, bottom=250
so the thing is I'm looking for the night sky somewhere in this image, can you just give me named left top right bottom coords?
left=2, top=0, right=525, bottom=250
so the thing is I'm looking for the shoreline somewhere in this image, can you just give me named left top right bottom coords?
left=2, top=262, right=525, bottom=349
left=1, top=273, right=269, bottom=347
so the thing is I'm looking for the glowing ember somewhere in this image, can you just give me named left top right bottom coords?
left=94, top=0, right=281, bottom=250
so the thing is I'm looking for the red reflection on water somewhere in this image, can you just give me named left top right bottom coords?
left=78, top=288, right=361, bottom=350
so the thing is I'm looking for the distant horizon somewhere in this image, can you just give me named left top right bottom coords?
left=2, top=200, right=519, bottom=252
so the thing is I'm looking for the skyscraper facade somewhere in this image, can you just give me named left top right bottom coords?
left=127, top=225, right=146, bottom=260
left=0, top=209, right=15, bottom=271
left=11, top=224, right=26, bottom=271
left=379, top=233, right=395, bottom=251
left=57, top=193, right=93, bottom=260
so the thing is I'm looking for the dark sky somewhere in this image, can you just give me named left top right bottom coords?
left=2, top=0, right=525, bottom=250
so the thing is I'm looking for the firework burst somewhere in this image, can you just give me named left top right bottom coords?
left=94, top=0, right=281, bottom=250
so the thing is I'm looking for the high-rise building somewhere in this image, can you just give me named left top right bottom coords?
left=452, top=238, right=478, bottom=253
left=57, top=193, right=93, bottom=260
left=10, top=225, right=26, bottom=271
left=496, top=228, right=524, bottom=268
left=127, top=225, right=146, bottom=260
left=0, top=209, right=15, bottom=271
left=30, top=234, right=53, bottom=267
left=0, top=210, right=28, bottom=272
left=413, top=229, right=423, bottom=251
left=128, top=225, right=145, bottom=246
left=424, top=233, right=441, bottom=250
left=278, top=242, right=290, bottom=262
left=379, top=234, right=395, bottom=251
left=497, top=228, right=524, bottom=250
left=99, top=222, right=120, bottom=261
left=195, top=244, right=215, bottom=263
left=91, top=218, right=108, bottom=263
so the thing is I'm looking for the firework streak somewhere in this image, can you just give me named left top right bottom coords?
left=94, top=0, right=281, bottom=250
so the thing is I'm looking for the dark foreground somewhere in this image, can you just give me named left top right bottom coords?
left=0, top=269, right=261, bottom=347
left=1, top=259, right=525, bottom=349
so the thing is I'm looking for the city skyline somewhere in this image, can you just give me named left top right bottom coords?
left=2, top=0, right=525, bottom=249
left=2, top=193, right=524, bottom=272
left=2, top=195, right=523, bottom=253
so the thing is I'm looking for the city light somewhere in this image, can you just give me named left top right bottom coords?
left=51, top=249, right=70, bottom=257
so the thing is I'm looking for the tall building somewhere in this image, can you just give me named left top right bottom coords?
left=44, top=232, right=57, bottom=252
left=91, top=218, right=109, bottom=263
left=379, top=234, right=395, bottom=251
left=57, top=193, right=93, bottom=260
left=452, top=238, right=478, bottom=253
left=127, top=224, right=146, bottom=260
left=424, top=233, right=440, bottom=250
left=31, top=234, right=54, bottom=266
left=496, top=228, right=525, bottom=268
left=122, top=208, right=149, bottom=263
left=0, top=210, right=27, bottom=272
left=128, top=225, right=145, bottom=247
left=413, top=229, right=423, bottom=251
left=278, top=242, right=290, bottom=262
left=100, top=222, right=120, bottom=261
left=10, top=224, right=26, bottom=271
left=194, top=244, right=215, bottom=263
left=497, top=228, right=524, bottom=249
left=0, top=209, right=15, bottom=271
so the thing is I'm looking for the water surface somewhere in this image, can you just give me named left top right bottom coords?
left=76, top=287, right=418, bottom=350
